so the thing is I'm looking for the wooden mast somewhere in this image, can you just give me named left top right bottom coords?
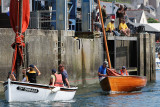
left=16, top=0, right=23, bottom=80
left=97, top=0, right=111, bottom=68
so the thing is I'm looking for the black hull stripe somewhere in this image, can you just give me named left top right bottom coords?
left=4, top=81, right=77, bottom=92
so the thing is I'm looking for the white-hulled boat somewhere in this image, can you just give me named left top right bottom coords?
left=156, top=52, right=160, bottom=71
left=4, top=79, right=78, bottom=102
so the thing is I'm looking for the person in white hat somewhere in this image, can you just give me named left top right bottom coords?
left=106, top=19, right=120, bottom=36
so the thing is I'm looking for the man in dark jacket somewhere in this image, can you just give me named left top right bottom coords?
left=26, top=64, right=41, bottom=83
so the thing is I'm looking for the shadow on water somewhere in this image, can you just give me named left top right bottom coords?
left=0, top=98, right=74, bottom=107
left=100, top=91, right=142, bottom=97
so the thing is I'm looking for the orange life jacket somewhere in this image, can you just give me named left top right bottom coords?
left=49, top=74, right=63, bottom=87
left=120, top=69, right=128, bottom=76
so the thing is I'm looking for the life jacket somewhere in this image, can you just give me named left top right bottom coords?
left=49, top=74, right=63, bottom=87
left=120, top=69, right=128, bottom=76
left=29, top=70, right=36, bottom=73
left=27, top=70, right=37, bottom=83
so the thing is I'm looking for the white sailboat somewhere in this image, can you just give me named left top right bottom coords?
left=4, top=79, right=78, bottom=102
left=4, top=0, right=78, bottom=102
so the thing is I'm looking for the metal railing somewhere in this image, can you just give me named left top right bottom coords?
left=28, top=10, right=56, bottom=30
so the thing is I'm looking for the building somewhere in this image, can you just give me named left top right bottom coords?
left=156, top=6, right=160, bottom=21
left=126, top=10, right=148, bottom=24
left=131, top=0, right=149, bottom=8
left=138, top=4, right=156, bottom=17
left=149, top=0, right=160, bottom=10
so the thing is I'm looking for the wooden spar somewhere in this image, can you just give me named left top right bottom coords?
left=16, top=0, right=23, bottom=81
left=97, top=0, right=111, bottom=68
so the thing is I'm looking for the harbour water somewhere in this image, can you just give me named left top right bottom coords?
left=0, top=71, right=160, bottom=107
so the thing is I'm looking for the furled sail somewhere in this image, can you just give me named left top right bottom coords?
left=10, top=0, right=30, bottom=73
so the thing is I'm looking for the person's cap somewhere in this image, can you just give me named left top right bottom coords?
left=103, top=61, right=108, bottom=65
left=59, top=64, right=64, bottom=67
left=29, top=64, right=34, bottom=68
left=52, top=69, right=56, bottom=73
left=111, top=19, right=115, bottom=22
left=122, top=66, right=126, bottom=69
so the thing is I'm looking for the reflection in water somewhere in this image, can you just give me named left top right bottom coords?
left=107, top=91, right=142, bottom=97
left=0, top=101, right=72, bottom=107
left=51, top=102, right=72, bottom=107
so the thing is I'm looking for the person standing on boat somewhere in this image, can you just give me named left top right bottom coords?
left=26, top=64, right=41, bottom=83
left=98, top=61, right=108, bottom=81
left=120, top=66, right=129, bottom=76
left=49, top=69, right=64, bottom=87
left=59, top=64, right=70, bottom=88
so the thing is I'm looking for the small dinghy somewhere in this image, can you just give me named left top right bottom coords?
left=100, top=69, right=147, bottom=92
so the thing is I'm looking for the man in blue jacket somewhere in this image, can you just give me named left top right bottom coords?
left=98, top=61, right=108, bottom=81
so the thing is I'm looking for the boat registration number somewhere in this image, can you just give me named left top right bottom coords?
left=17, top=86, right=39, bottom=93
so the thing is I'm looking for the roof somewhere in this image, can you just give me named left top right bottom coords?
left=144, top=24, right=160, bottom=32
left=100, top=1, right=118, bottom=14
left=128, top=19, right=160, bottom=32
left=126, top=10, right=144, bottom=23
left=147, top=23, right=160, bottom=31
left=138, top=4, right=156, bottom=12
left=145, top=5, right=155, bottom=12
left=123, top=3, right=135, bottom=10
left=144, top=11, right=156, bottom=19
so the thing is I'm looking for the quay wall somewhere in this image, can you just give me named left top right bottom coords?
left=0, top=28, right=156, bottom=92
left=0, top=29, right=103, bottom=91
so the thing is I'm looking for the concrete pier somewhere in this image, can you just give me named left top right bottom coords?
left=150, top=34, right=156, bottom=81
left=137, top=34, right=144, bottom=76
left=0, top=28, right=156, bottom=91
left=137, top=33, right=156, bottom=81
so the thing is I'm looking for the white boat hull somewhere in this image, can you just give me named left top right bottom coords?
left=156, top=52, right=160, bottom=71
left=4, top=79, right=78, bottom=102
left=156, top=62, right=160, bottom=71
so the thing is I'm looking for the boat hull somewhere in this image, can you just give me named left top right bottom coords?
left=4, top=79, right=78, bottom=102
left=100, top=76, right=147, bottom=92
